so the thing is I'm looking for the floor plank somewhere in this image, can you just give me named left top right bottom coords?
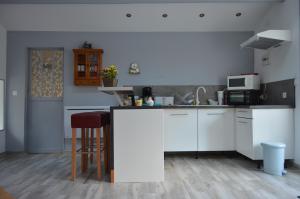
left=0, top=153, right=299, bottom=199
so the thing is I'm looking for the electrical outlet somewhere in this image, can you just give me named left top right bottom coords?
left=282, top=92, right=287, bottom=99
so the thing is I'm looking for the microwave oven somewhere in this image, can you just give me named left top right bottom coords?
left=227, top=90, right=260, bottom=105
left=227, top=74, right=260, bottom=90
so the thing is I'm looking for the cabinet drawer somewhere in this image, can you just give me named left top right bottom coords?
left=236, top=108, right=252, bottom=118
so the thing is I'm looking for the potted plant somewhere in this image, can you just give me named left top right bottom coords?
left=101, top=64, right=118, bottom=87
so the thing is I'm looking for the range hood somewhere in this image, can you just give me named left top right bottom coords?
left=240, top=30, right=291, bottom=50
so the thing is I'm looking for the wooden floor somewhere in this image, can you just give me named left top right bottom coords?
left=0, top=153, right=300, bottom=199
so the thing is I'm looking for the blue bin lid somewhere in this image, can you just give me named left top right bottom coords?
left=261, top=142, right=286, bottom=148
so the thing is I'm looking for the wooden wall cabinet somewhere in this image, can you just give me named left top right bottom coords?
left=73, top=48, right=103, bottom=86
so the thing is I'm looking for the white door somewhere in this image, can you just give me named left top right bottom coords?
left=235, top=117, right=253, bottom=158
left=164, top=109, right=197, bottom=151
left=198, top=109, right=234, bottom=151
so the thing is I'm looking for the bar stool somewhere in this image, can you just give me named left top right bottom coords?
left=70, top=111, right=110, bottom=181
left=88, top=112, right=111, bottom=174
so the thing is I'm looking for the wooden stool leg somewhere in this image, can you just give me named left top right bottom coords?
left=71, top=128, right=77, bottom=181
left=103, top=125, right=108, bottom=173
left=81, top=128, right=86, bottom=173
left=107, top=124, right=111, bottom=173
left=85, top=128, right=89, bottom=171
left=96, top=128, right=102, bottom=180
left=90, top=128, right=94, bottom=163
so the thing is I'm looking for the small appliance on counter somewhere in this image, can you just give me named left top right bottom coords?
left=227, top=73, right=260, bottom=91
left=227, top=90, right=260, bottom=105
left=226, top=73, right=261, bottom=105
left=142, top=87, right=153, bottom=103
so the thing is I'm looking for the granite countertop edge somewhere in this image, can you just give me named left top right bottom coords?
left=110, top=105, right=294, bottom=110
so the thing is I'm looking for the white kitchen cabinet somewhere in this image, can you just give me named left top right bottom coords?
left=114, top=109, right=164, bottom=182
left=164, top=109, right=197, bottom=152
left=235, top=108, right=294, bottom=160
left=198, top=109, right=235, bottom=151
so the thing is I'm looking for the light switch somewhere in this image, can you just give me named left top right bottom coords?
left=12, top=90, right=18, bottom=96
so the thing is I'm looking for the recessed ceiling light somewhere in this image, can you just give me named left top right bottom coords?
left=162, top=13, right=168, bottom=18
left=199, top=13, right=205, bottom=18
left=235, top=12, right=242, bottom=17
left=126, top=13, right=132, bottom=18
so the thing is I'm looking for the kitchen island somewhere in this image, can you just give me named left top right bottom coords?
left=111, top=105, right=235, bottom=183
left=110, top=105, right=294, bottom=183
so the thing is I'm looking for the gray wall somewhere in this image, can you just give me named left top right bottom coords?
left=6, top=31, right=253, bottom=151
left=0, top=25, right=5, bottom=80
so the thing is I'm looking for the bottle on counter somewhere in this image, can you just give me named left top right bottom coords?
left=217, top=91, right=224, bottom=105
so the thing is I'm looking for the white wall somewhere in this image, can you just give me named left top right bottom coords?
left=254, top=0, right=300, bottom=165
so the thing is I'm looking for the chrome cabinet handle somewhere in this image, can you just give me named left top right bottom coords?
left=237, top=121, right=248, bottom=124
left=207, top=113, right=224, bottom=115
left=237, top=110, right=249, bottom=113
left=170, top=113, right=189, bottom=116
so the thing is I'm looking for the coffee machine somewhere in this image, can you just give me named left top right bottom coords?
left=142, top=87, right=153, bottom=103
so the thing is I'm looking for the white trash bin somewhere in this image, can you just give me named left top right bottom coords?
left=261, top=142, right=286, bottom=176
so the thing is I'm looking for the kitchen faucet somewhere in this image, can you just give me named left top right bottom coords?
left=195, top=86, right=207, bottom=105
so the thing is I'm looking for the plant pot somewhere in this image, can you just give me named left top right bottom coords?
left=103, top=78, right=118, bottom=87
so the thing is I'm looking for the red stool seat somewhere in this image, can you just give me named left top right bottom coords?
left=71, top=112, right=103, bottom=128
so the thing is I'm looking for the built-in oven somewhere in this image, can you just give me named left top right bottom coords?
left=227, top=90, right=260, bottom=105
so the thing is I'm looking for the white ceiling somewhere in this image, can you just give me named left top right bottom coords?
left=0, top=0, right=283, bottom=3
left=0, top=3, right=276, bottom=32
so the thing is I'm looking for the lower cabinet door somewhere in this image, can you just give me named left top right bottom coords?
left=235, top=117, right=253, bottom=159
left=198, top=109, right=235, bottom=151
left=164, top=109, right=197, bottom=151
